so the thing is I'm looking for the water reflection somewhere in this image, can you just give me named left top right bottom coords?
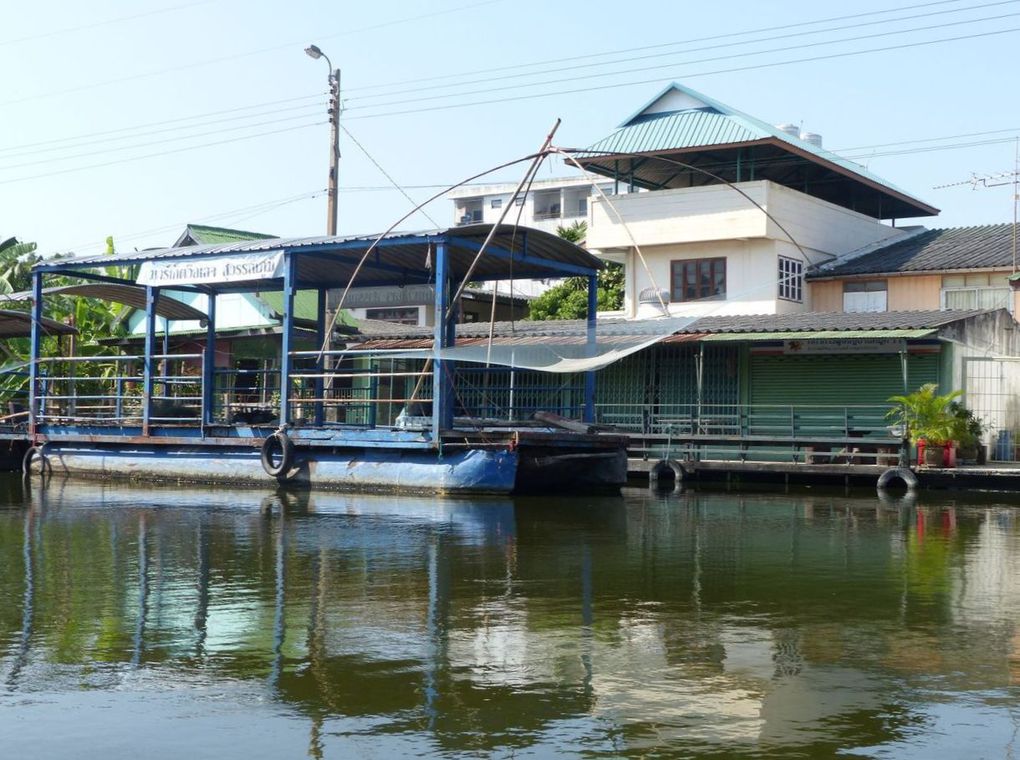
left=1, top=479, right=1020, bottom=757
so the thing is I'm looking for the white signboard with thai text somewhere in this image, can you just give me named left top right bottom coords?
left=137, top=252, right=285, bottom=286
left=782, top=338, right=905, bottom=354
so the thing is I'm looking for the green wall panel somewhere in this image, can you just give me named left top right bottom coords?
left=749, top=353, right=939, bottom=406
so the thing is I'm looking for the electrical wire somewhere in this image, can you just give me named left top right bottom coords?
left=345, top=10, right=1020, bottom=112
left=346, top=0, right=1017, bottom=103
left=0, top=0, right=506, bottom=107
left=0, top=93, right=324, bottom=155
left=0, top=0, right=217, bottom=47
left=346, top=0, right=974, bottom=93
left=0, top=121, right=323, bottom=187
left=343, top=25, right=1020, bottom=121
left=339, top=125, right=440, bottom=227
left=0, top=113, right=324, bottom=173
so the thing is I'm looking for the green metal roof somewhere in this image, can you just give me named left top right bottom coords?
left=176, top=224, right=276, bottom=246
left=576, top=82, right=938, bottom=220
left=255, top=290, right=320, bottom=323
left=702, top=329, right=936, bottom=342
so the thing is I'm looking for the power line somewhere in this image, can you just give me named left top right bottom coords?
left=346, top=0, right=974, bottom=94
left=0, top=121, right=323, bottom=187
left=345, top=10, right=1020, bottom=112
left=340, top=125, right=440, bottom=227
left=0, top=94, right=325, bottom=156
left=0, top=112, right=323, bottom=173
left=346, top=0, right=1016, bottom=103
left=0, top=0, right=506, bottom=107
left=343, top=25, right=1020, bottom=121
left=64, top=189, right=326, bottom=253
left=0, top=0, right=217, bottom=47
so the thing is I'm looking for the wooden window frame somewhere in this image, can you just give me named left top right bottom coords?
left=777, top=256, right=803, bottom=303
left=670, top=257, right=726, bottom=303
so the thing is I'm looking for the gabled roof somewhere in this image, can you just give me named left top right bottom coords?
left=576, top=82, right=938, bottom=220
left=810, top=224, right=1017, bottom=278
left=174, top=224, right=275, bottom=247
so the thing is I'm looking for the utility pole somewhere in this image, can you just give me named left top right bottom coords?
left=305, top=44, right=340, bottom=236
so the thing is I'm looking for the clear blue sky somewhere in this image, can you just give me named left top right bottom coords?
left=2, top=0, right=1018, bottom=256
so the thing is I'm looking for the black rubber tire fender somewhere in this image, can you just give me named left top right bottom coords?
left=22, top=445, right=48, bottom=477
left=260, top=431, right=295, bottom=479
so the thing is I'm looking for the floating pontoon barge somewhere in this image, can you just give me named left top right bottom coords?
left=22, top=225, right=628, bottom=494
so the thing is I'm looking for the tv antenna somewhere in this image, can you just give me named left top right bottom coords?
left=933, top=139, right=1020, bottom=273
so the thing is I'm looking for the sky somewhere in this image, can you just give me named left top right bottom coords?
left=2, top=0, right=1019, bottom=257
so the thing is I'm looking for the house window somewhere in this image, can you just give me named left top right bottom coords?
left=778, top=256, right=803, bottom=302
left=670, top=258, right=726, bottom=302
left=843, top=280, right=887, bottom=313
left=490, top=198, right=502, bottom=209
left=514, top=197, right=525, bottom=207
left=941, top=273, right=1012, bottom=312
left=365, top=307, right=420, bottom=325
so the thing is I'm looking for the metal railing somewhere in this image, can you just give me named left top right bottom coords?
left=595, top=403, right=904, bottom=465
left=33, top=353, right=204, bottom=425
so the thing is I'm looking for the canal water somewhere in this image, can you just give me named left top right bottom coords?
left=1, top=479, right=1020, bottom=759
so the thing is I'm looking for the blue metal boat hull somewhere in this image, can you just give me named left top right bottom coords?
left=35, top=443, right=519, bottom=494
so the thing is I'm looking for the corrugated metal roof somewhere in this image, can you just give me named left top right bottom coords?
left=176, top=224, right=275, bottom=247
left=37, top=225, right=603, bottom=290
left=811, top=224, right=1018, bottom=277
left=575, top=82, right=936, bottom=219
left=703, top=329, right=935, bottom=341
left=0, top=310, right=76, bottom=337
left=1, top=283, right=206, bottom=321
left=348, top=310, right=989, bottom=343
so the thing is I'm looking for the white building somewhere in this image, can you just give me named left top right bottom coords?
left=449, top=177, right=625, bottom=297
left=573, top=82, right=938, bottom=319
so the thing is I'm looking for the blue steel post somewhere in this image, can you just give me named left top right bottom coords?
left=279, top=253, right=295, bottom=425
left=202, top=291, right=217, bottom=426
left=583, top=274, right=598, bottom=423
left=27, top=271, right=42, bottom=437
left=142, top=286, right=160, bottom=435
left=432, top=241, right=453, bottom=435
left=314, top=288, right=326, bottom=426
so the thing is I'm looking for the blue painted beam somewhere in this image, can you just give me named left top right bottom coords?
left=202, top=291, right=217, bottom=427
left=432, top=241, right=453, bottom=435
left=584, top=274, right=597, bottom=423
left=447, top=236, right=599, bottom=277
left=280, top=254, right=296, bottom=425
left=28, top=271, right=42, bottom=437
left=314, top=287, right=326, bottom=427
left=142, top=286, right=160, bottom=435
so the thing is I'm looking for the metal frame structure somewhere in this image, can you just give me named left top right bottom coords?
left=26, top=226, right=606, bottom=440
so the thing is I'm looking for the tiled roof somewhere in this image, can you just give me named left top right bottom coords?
left=680, top=309, right=989, bottom=333
left=811, top=224, right=1017, bottom=277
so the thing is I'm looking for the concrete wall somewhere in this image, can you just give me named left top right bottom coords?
left=765, top=183, right=903, bottom=262
left=588, top=182, right=769, bottom=250
left=809, top=280, right=842, bottom=312
left=626, top=238, right=784, bottom=318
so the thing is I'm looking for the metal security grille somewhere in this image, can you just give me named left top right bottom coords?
left=962, top=356, right=1020, bottom=461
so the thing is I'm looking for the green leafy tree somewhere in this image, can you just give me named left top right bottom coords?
left=527, top=222, right=624, bottom=320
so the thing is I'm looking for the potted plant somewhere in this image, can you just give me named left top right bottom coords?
left=951, top=404, right=987, bottom=464
left=887, top=384, right=962, bottom=467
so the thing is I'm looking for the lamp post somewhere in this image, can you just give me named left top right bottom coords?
left=305, top=44, right=340, bottom=236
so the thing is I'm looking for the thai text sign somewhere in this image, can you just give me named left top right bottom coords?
left=783, top=338, right=904, bottom=354
left=137, top=252, right=285, bottom=286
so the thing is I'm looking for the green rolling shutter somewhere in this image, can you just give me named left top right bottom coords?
left=750, top=354, right=939, bottom=406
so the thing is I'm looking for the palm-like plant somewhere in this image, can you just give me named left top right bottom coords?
left=887, top=384, right=963, bottom=445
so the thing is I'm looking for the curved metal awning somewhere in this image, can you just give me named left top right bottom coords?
left=1, top=283, right=206, bottom=321
left=0, top=310, right=77, bottom=337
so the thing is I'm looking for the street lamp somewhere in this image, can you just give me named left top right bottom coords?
left=305, top=44, right=340, bottom=237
